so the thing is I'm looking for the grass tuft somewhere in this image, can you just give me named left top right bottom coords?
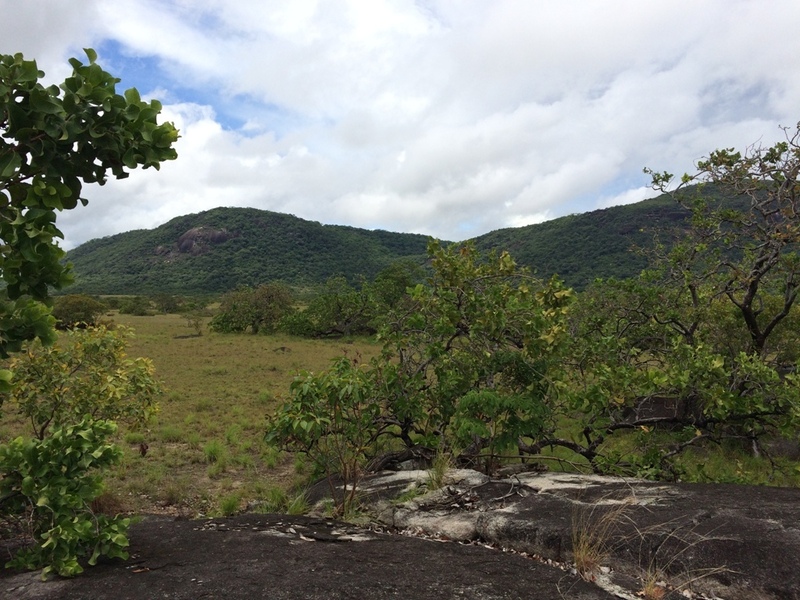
left=571, top=495, right=632, bottom=581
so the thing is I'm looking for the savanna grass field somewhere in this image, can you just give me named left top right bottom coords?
left=1, top=311, right=380, bottom=518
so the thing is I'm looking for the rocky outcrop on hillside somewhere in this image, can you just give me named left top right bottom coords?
left=153, top=226, right=236, bottom=261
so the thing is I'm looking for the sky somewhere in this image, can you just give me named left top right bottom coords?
left=2, top=0, right=800, bottom=250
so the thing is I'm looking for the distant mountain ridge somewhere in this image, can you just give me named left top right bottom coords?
left=65, top=194, right=693, bottom=295
left=472, top=194, right=689, bottom=290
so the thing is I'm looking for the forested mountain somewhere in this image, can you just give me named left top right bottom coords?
left=473, top=193, right=689, bottom=290
left=65, top=192, right=697, bottom=295
left=65, top=207, right=432, bottom=295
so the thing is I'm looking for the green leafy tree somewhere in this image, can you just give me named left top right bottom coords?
left=561, top=126, right=800, bottom=478
left=0, top=48, right=177, bottom=378
left=118, top=296, right=152, bottom=316
left=151, top=293, right=181, bottom=314
left=647, top=125, right=800, bottom=357
left=0, top=418, right=130, bottom=578
left=371, top=259, right=423, bottom=309
left=1, top=328, right=160, bottom=577
left=267, top=241, right=573, bottom=484
left=377, top=241, right=572, bottom=469
left=210, top=283, right=293, bottom=334
left=280, top=261, right=421, bottom=338
left=51, top=294, right=107, bottom=329
left=280, top=276, right=376, bottom=338
left=266, top=356, right=380, bottom=516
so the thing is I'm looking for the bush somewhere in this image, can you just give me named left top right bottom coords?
left=5, top=325, right=161, bottom=439
left=118, top=296, right=153, bottom=316
left=51, top=295, right=107, bottom=329
left=0, top=418, right=130, bottom=578
left=210, top=283, right=293, bottom=334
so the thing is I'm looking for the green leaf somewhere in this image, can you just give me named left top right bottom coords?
left=0, top=151, right=22, bottom=178
left=124, top=87, right=141, bottom=105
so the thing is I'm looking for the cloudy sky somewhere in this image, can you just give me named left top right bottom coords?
left=2, top=1, right=800, bottom=249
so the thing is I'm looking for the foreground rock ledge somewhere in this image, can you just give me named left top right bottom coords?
left=344, top=470, right=800, bottom=600
left=3, top=472, right=799, bottom=600
left=4, top=513, right=612, bottom=600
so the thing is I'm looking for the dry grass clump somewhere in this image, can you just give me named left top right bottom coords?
left=570, top=495, right=633, bottom=581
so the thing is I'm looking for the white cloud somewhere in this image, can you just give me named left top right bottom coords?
left=3, top=0, right=800, bottom=250
left=596, top=187, right=656, bottom=211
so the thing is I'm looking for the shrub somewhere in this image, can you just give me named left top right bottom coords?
left=210, top=283, right=293, bottom=334
left=118, top=296, right=153, bottom=316
left=0, top=418, right=130, bottom=578
left=5, top=326, right=161, bottom=440
left=51, top=295, right=107, bottom=329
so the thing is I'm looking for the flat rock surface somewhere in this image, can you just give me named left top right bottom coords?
left=2, top=513, right=612, bottom=600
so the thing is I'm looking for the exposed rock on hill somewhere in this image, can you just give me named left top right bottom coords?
left=175, top=226, right=235, bottom=255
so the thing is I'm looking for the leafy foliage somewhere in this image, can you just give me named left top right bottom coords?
left=268, top=126, right=800, bottom=484
left=210, top=283, right=294, bottom=334
left=118, top=296, right=153, bottom=316
left=377, top=241, right=572, bottom=469
left=558, top=127, right=800, bottom=478
left=0, top=418, right=129, bottom=578
left=280, top=261, right=422, bottom=338
left=266, top=356, right=380, bottom=516
left=4, top=325, right=160, bottom=440
left=51, top=294, right=107, bottom=329
left=278, top=277, right=366, bottom=337
left=267, top=241, right=573, bottom=489
left=0, top=48, right=177, bottom=365
left=1, top=325, right=158, bottom=577
left=0, top=48, right=174, bottom=579
left=151, top=293, right=182, bottom=313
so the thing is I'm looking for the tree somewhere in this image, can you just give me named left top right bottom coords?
left=0, top=327, right=161, bottom=577
left=376, top=241, right=572, bottom=469
left=280, top=276, right=376, bottom=338
left=557, top=126, right=800, bottom=479
left=118, top=296, right=153, bottom=316
left=210, top=283, right=294, bottom=334
left=646, top=126, right=800, bottom=358
left=266, top=355, right=380, bottom=517
left=151, top=293, right=181, bottom=314
left=267, top=241, right=573, bottom=485
left=0, top=48, right=178, bottom=380
left=279, top=261, right=422, bottom=338
left=51, top=294, right=107, bottom=329
left=4, top=325, right=160, bottom=440
left=372, top=259, right=423, bottom=309
left=0, top=418, right=130, bottom=578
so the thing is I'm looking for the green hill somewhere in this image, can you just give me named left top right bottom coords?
left=65, top=207, right=433, bottom=295
left=65, top=192, right=702, bottom=295
left=473, top=193, right=689, bottom=290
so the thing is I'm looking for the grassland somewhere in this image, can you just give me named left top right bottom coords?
left=1, top=312, right=381, bottom=517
